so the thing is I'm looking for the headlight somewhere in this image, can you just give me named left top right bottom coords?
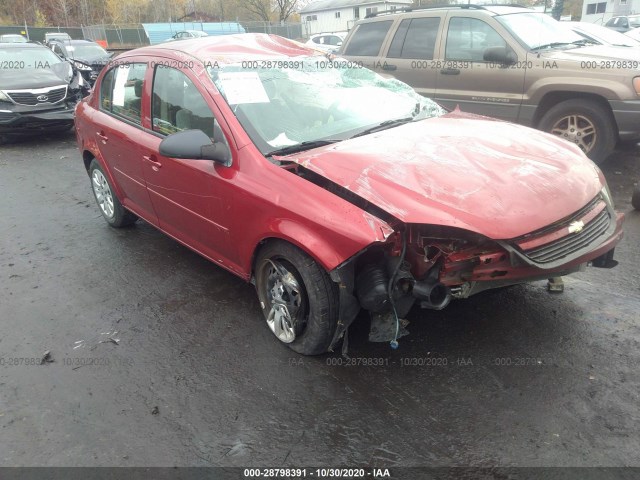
left=73, top=61, right=93, bottom=71
left=0, top=91, right=11, bottom=103
left=634, top=77, right=640, bottom=95
left=601, top=184, right=614, bottom=209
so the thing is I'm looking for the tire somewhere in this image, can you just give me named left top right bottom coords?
left=89, top=159, right=138, bottom=227
left=632, top=185, right=640, bottom=211
left=255, top=240, right=339, bottom=355
left=538, top=99, right=616, bottom=164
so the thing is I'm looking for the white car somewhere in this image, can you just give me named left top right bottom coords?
left=166, top=30, right=208, bottom=42
left=561, top=21, right=640, bottom=47
left=305, top=33, right=346, bottom=53
left=626, top=27, right=640, bottom=43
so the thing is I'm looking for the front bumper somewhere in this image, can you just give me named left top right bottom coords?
left=0, top=104, right=76, bottom=136
left=609, top=99, right=640, bottom=142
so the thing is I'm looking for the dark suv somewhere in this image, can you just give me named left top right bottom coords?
left=339, top=5, right=640, bottom=163
left=0, top=42, right=84, bottom=142
left=48, top=39, right=111, bottom=85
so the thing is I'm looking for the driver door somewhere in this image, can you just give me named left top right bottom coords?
left=137, top=65, right=237, bottom=265
left=434, top=15, right=525, bottom=122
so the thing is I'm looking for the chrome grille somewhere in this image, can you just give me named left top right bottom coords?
left=515, top=197, right=611, bottom=264
left=7, top=87, right=67, bottom=106
left=522, top=209, right=610, bottom=263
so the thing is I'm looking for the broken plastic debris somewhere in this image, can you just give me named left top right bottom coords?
left=40, top=350, right=54, bottom=364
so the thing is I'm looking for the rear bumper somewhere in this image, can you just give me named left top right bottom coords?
left=609, top=99, right=640, bottom=142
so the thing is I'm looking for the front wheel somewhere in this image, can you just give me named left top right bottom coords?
left=538, top=99, right=616, bottom=164
left=255, top=241, right=339, bottom=355
left=89, top=159, right=138, bottom=227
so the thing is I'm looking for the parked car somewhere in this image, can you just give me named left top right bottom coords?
left=48, top=39, right=111, bottom=85
left=75, top=33, right=623, bottom=355
left=305, top=33, right=346, bottom=53
left=0, top=34, right=28, bottom=43
left=165, top=30, right=208, bottom=42
left=561, top=21, right=640, bottom=47
left=339, top=5, right=640, bottom=163
left=44, top=32, right=72, bottom=46
left=604, top=15, right=640, bottom=33
left=0, top=42, right=85, bottom=143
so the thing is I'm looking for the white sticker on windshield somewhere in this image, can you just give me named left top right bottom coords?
left=219, top=72, right=269, bottom=104
left=112, top=67, right=129, bottom=107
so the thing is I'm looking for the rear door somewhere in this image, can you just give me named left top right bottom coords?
left=434, top=13, right=526, bottom=121
left=379, top=14, right=445, bottom=98
left=92, top=62, right=157, bottom=224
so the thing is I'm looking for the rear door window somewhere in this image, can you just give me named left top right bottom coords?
left=388, top=17, right=440, bottom=59
left=343, top=21, right=393, bottom=56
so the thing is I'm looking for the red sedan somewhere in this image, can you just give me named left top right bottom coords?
left=75, top=34, right=623, bottom=354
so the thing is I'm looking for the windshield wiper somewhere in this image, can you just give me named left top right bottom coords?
left=266, top=139, right=339, bottom=157
left=350, top=117, right=414, bottom=139
left=531, top=42, right=573, bottom=51
left=571, top=39, right=596, bottom=46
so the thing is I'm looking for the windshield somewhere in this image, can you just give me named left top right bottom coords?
left=496, top=12, right=584, bottom=49
left=208, top=57, right=444, bottom=155
left=0, top=46, right=62, bottom=68
left=68, top=44, right=108, bottom=58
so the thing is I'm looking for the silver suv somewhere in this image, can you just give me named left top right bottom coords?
left=339, top=5, right=640, bottom=163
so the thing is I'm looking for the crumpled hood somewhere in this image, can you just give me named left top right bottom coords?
left=0, top=64, right=72, bottom=90
left=286, top=112, right=604, bottom=240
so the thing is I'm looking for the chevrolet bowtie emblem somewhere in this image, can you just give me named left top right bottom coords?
left=568, top=220, right=585, bottom=234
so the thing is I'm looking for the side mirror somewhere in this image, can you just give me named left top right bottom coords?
left=159, top=129, right=231, bottom=166
left=483, top=46, right=517, bottom=65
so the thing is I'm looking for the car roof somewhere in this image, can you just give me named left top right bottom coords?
left=51, top=39, right=99, bottom=45
left=360, top=4, right=532, bottom=20
left=121, top=33, right=317, bottom=63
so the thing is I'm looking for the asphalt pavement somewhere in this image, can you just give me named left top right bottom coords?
left=0, top=132, right=639, bottom=474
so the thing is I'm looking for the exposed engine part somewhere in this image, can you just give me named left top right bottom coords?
left=355, top=263, right=389, bottom=312
left=412, top=279, right=451, bottom=310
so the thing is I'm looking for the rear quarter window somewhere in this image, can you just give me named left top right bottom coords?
left=343, top=21, right=393, bottom=56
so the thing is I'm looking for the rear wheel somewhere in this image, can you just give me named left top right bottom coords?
left=89, top=159, right=138, bottom=227
left=538, top=99, right=616, bottom=164
left=255, top=241, right=339, bottom=355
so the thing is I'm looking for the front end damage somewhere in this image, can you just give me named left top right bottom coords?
left=325, top=193, right=624, bottom=352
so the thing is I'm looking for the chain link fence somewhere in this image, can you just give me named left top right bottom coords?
left=1, top=21, right=304, bottom=49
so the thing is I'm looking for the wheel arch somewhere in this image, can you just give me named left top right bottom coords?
left=532, top=91, right=617, bottom=135
left=83, top=148, right=127, bottom=201
left=247, top=227, right=370, bottom=283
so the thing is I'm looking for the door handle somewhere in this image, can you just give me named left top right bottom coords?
left=96, top=131, right=108, bottom=142
left=143, top=155, right=162, bottom=171
left=440, top=68, right=460, bottom=75
left=382, top=63, right=397, bottom=71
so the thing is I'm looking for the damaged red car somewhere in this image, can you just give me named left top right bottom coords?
left=75, top=34, right=623, bottom=355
